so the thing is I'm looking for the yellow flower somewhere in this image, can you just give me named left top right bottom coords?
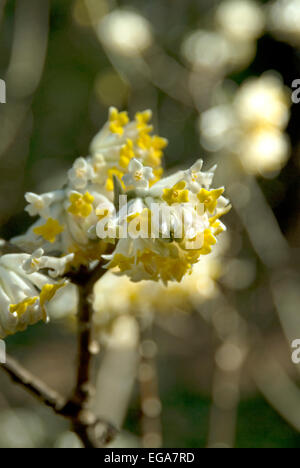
left=197, top=188, right=224, bottom=214
left=162, top=181, right=189, bottom=205
left=119, top=139, right=135, bottom=169
left=33, top=218, right=65, bottom=243
left=10, top=297, right=38, bottom=318
left=109, top=108, right=129, bottom=135
left=68, top=191, right=95, bottom=218
left=106, top=167, right=125, bottom=191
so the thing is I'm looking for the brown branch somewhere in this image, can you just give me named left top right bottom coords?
left=64, top=262, right=118, bottom=448
left=1, top=354, right=66, bottom=414
left=69, top=263, right=107, bottom=408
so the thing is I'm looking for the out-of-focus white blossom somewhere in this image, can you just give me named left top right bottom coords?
left=181, top=30, right=231, bottom=71
left=98, top=10, right=153, bottom=57
left=268, top=0, right=300, bottom=45
left=239, top=127, right=290, bottom=175
left=234, top=75, right=290, bottom=130
left=0, top=252, right=73, bottom=338
left=200, top=74, right=291, bottom=176
left=215, top=0, right=265, bottom=42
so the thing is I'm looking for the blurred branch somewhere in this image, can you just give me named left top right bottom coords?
left=138, top=328, right=163, bottom=448
left=92, top=316, right=139, bottom=431
left=252, top=351, right=300, bottom=432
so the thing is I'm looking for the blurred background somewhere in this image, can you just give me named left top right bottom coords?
left=1, top=0, right=300, bottom=448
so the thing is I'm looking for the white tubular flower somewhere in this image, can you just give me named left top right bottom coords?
left=183, top=159, right=217, bottom=192
left=25, top=191, right=64, bottom=219
left=13, top=186, right=114, bottom=269
left=99, top=160, right=230, bottom=284
left=68, top=157, right=95, bottom=190
left=122, top=159, right=154, bottom=189
left=0, top=253, right=69, bottom=339
left=22, top=248, right=74, bottom=278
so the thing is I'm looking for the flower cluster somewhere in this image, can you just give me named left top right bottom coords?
left=1, top=107, right=229, bottom=337
left=13, top=108, right=167, bottom=267
left=98, top=158, right=230, bottom=283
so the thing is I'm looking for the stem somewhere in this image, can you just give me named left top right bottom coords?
left=1, top=354, right=65, bottom=413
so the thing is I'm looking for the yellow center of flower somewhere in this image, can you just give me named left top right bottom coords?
left=162, top=181, right=189, bottom=205
left=197, top=188, right=224, bottom=214
left=109, top=108, right=129, bottom=135
left=68, top=192, right=94, bottom=218
left=135, top=110, right=152, bottom=129
left=119, top=139, right=135, bottom=169
left=134, top=170, right=143, bottom=181
left=10, top=297, right=38, bottom=318
left=33, top=218, right=65, bottom=243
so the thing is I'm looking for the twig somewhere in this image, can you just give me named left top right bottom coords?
left=1, top=354, right=65, bottom=414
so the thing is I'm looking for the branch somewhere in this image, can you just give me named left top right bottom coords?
left=1, top=354, right=65, bottom=414
left=71, top=263, right=107, bottom=408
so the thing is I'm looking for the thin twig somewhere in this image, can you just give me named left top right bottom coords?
left=1, top=354, right=65, bottom=414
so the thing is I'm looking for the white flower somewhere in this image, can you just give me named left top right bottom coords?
left=25, top=191, right=64, bottom=219
left=68, top=157, right=94, bottom=190
left=122, top=159, right=154, bottom=189
left=183, top=159, right=217, bottom=192
left=0, top=253, right=69, bottom=339
left=22, top=248, right=74, bottom=278
left=13, top=185, right=113, bottom=268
